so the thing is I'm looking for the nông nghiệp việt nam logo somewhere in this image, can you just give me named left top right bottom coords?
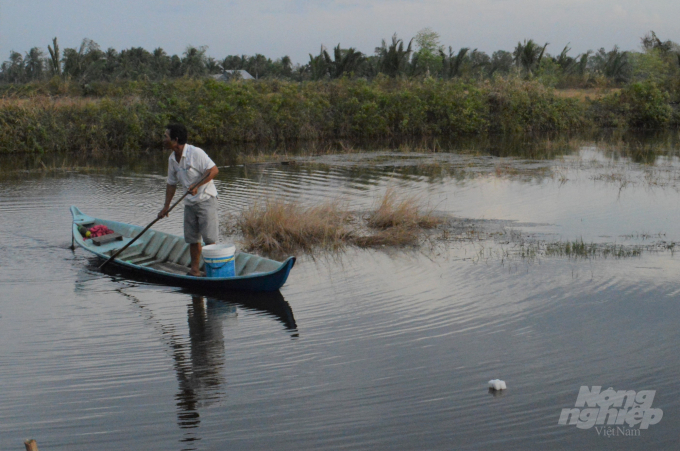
left=558, top=386, right=662, bottom=433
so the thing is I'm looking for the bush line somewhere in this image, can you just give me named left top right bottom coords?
left=1, top=77, right=677, bottom=154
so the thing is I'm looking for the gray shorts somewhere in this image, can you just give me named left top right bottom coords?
left=184, top=196, right=219, bottom=244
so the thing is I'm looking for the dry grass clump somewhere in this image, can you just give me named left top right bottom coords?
left=366, top=188, right=443, bottom=230
left=236, top=189, right=446, bottom=255
left=237, top=199, right=353, bottom=254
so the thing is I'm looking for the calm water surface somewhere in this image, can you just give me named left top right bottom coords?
left=2, top=139, right=680, bottom=450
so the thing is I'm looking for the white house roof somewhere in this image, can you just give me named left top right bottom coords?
left=210, top=70, right=255, bottom=81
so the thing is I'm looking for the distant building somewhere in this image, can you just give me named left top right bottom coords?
left=210, top=70, right=255, bottom=81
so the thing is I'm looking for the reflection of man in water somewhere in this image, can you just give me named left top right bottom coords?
left=176, top=296, right=231, bottom=430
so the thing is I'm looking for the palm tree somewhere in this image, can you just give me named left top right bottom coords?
left=181, top=46, right=208, bottom=77
left=440, top=46, right=469, bottom=78
left=170, top=54, right=182, bottom=77
left=221, top=55, right=246, bottom=70
left=513, top=39, right=549, bottom=74
left=62, top=38, right=104, bottom=82
left=280, top=56, right=293, bottom=76
left=576, top=51, right=591, bottom=76
left=152, top=48, right=170, bottom=79
left=376, top=34, right=413, bottom=77
left=591, top=46, right=630, bottom=83
left=553, top=44, right=578, bottom=74
left=116, top=47, right=153, bottom=80
left=323, top=44, right=364, bottom=78
left=47, top=37, right=61, bottom=76
left=246, top=54, right=269, bottom=79
left=1, top=51, right=25, bottom=83
left=308, top=46, right=329, bottom=80
left=24, top=47, right=44, bottom=80
left=205, top=57, right=221, bottom=74
left=102, top=48, right=119, bottom=80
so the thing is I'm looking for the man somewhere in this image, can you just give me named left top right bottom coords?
left=158, top=124, right=219, bottom=277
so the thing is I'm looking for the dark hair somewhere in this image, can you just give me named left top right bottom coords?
left=166, top=123, right=188, bottom=145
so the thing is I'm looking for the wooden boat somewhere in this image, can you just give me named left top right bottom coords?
left=70, top=206, right=295, bottom=292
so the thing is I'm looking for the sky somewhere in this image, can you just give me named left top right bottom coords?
left=2, top=0, right=679, bottom=65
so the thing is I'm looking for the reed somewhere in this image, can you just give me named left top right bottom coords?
left=366, top=187, right=442, bottom=229
left=237, top=199, right=354, bottom=254
left=236, top=189, right=445, bottom=254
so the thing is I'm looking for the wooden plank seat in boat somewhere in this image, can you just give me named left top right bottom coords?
left=71, top=206, right=296, bottom=291
left=92, top=233, right=124, bottom=246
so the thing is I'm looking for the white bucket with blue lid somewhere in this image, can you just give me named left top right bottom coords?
left=202, top=244, right=236, bottom=278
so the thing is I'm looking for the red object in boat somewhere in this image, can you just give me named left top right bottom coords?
left=88, top=225, right=115, bottom=238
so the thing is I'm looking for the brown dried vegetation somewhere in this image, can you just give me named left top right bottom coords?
left=236, top=189, right=445, bottom=255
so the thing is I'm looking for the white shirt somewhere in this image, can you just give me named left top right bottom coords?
left=167, top=144, right=218, bottom=204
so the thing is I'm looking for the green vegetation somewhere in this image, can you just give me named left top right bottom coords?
left=544, top=240, right=642, bottom=258
left=1, top=31, right=680, bottom=154
left=3, top=31, right=679, bottom=85
left=4, top=75, right=680, bottom=154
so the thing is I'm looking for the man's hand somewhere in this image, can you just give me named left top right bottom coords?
left=158, top=207, right=170, bottom=219
left=187, top=166, right=218, bottom=197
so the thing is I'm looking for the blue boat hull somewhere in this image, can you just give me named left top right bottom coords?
left=71, top=206, right=295, bottom=292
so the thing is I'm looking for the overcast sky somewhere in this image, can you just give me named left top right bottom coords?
left=2, top=0, right=679, bottom=65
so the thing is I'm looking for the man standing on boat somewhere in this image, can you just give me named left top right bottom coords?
left=158, top=123, right=219, bottom=277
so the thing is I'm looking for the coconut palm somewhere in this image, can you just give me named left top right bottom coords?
left=206, top=57, right=222, bottom=74
left=116, top=47, right=153, bottom=80
left=375, top=34, right=413, bottom=77
left=47, top=37, right=61, bottom=76
left=591, top=46, right=630, bottom=83
left=552, top=44, right=578, bottom=74
left=1, top=51, right=25, bottom=83
left=246, top=54, right=269, bottom=79
left=440, top=47, right=469, bottom=78
left=102, top=48, right=119, bottom=80
left=308, top=46, right=329, bottom=80
left=576, top=51, right=591, bottom=76
left=169, top=54, right=182, bottom=77
left=278, top=55, right=293, bottom=77
left=62, top=38, right=104, bottom=82
left=513, top=39, right=549, bottom=74
left=221, top=55, right=247, bottom=70
left=181, top=46, right=208, bottom=77
left=151, top=48, right=170, bottom=79
left=24, top=47, right=44, bottom=80
left=323, top=44, right=364, bottom=78
left=469, top=50, right=490, bottom=72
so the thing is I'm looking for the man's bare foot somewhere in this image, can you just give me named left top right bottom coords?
left=187, top=270, right=204, bottom=277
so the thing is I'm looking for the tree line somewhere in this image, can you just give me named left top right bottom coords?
left=1, top=30, right=679, bottom=87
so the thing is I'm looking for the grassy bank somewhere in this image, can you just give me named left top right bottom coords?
left=0, top=77, right=678, bottom=154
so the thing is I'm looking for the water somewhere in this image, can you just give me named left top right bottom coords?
left=2, top=137, right=680, bottom=450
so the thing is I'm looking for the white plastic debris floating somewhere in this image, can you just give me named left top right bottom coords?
left=488, top=379, right=507, bottom=390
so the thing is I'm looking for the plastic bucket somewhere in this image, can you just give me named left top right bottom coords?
left=202, top=244, right=236, bottom=278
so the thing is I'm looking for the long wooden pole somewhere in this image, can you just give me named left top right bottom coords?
left=99, top=172, right=211, bottom=270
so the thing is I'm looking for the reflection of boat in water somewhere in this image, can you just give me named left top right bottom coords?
left=101, top=282, right=297, bottom=447
left=187, top=289, right=298, bottom=332
left=73, top=260, right=298, bottom=447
